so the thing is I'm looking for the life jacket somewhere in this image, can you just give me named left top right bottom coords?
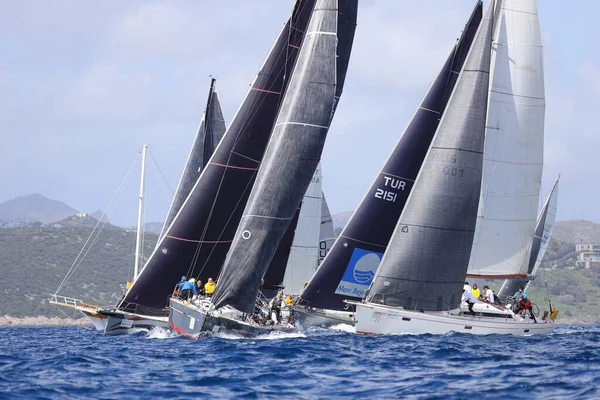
left=285, top=297, right=293, bottom=306
left=205, top=282, right=215, bottom=294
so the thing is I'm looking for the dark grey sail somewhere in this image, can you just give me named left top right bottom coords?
left=212, top=0, right=341, bottom=313
left=498, top=177, right=560, bottom=300
left=159, top=78, right=226, bottom=240
left=365, top=2, right=494, bottom=312
left=299, top=2, right=483, bottom=311
left=118, top=0, right=317, bottom=312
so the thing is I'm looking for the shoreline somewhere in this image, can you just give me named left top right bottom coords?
left=0, top=316, right=93, bottom=327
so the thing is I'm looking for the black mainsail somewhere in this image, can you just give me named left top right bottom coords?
left=211, top=0, right=343, bottom=313
left=118, top=0, right=317, bottom=312
left=365, top=2, right=493, bottom=311
left=159, top=78, right=226, bottom=240
left=299, top=2, right=483, bottom=311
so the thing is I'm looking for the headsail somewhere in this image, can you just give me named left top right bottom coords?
left=282, top=164, right=323, bottom=294
left=318, top=193, right=335, bottom=265
left=365, top=2, right=494, bottom=311
left=119, top=1, right=317, bottom=311
left=498, top=175, right=559, bottom=298
left=159, top=78, right=226, bottom=240
left=299, top=1, right=483, bottom=311
left=212, top=0, right=342, bottom=313
left=467, top=0, right=545, bottom=279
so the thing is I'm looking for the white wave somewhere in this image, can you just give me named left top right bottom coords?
left=255, top=330, right=307, bottom=340
left=146, top=326, right=178, bottom=339
left=329, top=323, right=355, bottom=333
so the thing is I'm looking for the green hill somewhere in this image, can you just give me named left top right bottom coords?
left=0, top=224, right=158, bottom=318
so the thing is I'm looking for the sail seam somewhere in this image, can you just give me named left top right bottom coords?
left=431, top=146, right=484, bottom=155
left=305, top=31, right=336, bottom=36
left=399, top=223, right=475, bottom=233
left=339, top=234, right=387, bottom=248
left=275, top=122, right=329, bottom=129
left=490, top=89, right=544, bottom=100
left=251, top=87, right=282, bottom=95
left=500, top=7, right=537, bottom=16
left=381, top=171, right=415, bottom=182
left=165, top=235, right=233, bottom=244
left=209, top=162, right=259, bottom=171
left=482, top=158, right=544, bottom=166
left=231, top=150, right=260, bottom=164
left=243, top=214, right=294, bottom=220
left=419, top=106, right=441, bottom=114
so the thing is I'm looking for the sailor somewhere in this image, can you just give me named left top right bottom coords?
left=515, top=297, right=537, bottom=323
left=196, top=280, right=205, bottom=297
left=483, top=285, right=495, bottom=303
left=471, top=284, right=481, bottom=299
left=462, top=283, right=477, bottom=316
left=513, top=287, right=527, bottom=302
left=285, top=294, right=293, bottom=306
left=205, top=278, right=216, bottom=297
left=180, top=278, right=198, bottom=301
left=269, top=293, right=284, bottom=324
left=173, top=276, right=187, bottom=296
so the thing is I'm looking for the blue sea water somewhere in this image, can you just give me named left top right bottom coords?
left=0, top=324, right=598, bottom=399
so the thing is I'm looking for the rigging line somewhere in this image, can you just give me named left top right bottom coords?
left=55, top=152, right=141, bottom=295
left=148, top=149, right=175, bottom=197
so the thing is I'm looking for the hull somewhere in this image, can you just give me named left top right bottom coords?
left=101, top=310, right=169, bottom=336
left=354, top=302, right=555, bottom=336
left=169, top=298, right=293, bottom=338
left=295, top=307, right=354, bottom=328
left=80, top=310, right=108, bottom=331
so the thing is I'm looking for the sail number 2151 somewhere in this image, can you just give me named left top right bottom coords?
left=375, top=189, right=397, bottom=202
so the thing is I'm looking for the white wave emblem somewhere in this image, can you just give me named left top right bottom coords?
left=352, top=253, right=381, bottom=284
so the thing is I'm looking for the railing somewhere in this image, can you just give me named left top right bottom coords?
left=50, top=294, right=83, bottom=308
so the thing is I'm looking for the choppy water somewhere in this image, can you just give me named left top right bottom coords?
left=0, top=324, right=598, bottom=399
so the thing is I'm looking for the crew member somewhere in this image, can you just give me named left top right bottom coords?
left=205, top=278, right=216, bottom=297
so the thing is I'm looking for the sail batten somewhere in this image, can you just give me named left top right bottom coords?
left=299, top=1, right=483, bottom=311
left=365, top=1, right=494, bottom=311
left=212, top=0, right=340, bottom=313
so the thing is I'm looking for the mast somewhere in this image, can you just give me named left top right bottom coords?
left=299, top=1, right=483, bottom=311
left=365, top=1, right=494, bottom=311
left=159, top=78, right=225, bottom=240
left=467, top=0, right=545, bottom=279
left=134, top=144, right=148, bottom=281
left=211, top=0, right=340, bottom=313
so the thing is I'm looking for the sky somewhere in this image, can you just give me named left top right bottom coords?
left=1, top=0, right=599, bottom=226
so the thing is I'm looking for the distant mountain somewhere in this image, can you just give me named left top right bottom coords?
left=552, top=220, right=600, bottom=244
left=0, top=194, right=78, bottom=225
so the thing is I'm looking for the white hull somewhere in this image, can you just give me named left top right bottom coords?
left=80, top=310, right=108, bottom=331
left=102, top=311, right=169, bottom=336
left=354, top=302, right=555, bottom=336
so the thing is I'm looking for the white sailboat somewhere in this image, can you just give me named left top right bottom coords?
left=354, top=0, right=556, bottom=335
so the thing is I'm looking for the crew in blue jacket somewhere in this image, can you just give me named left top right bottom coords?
left=180, top=278, right=198, bottom=300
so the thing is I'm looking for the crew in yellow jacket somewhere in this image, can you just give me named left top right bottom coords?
left=471, top=284, right=481, bottom=299
left=205, top=277, right=216, bottom=297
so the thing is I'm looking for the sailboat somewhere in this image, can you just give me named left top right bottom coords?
left=497, top=176, right=559, bottom=301
left=296, top=1, right=483, bottom=328
left=354, top=0, right=556, bottom=335
left=50, top=144, right=151, bottom=331
left=169, top=0, right=358, bottom=337
left=99, top=79, right=226, bottom=334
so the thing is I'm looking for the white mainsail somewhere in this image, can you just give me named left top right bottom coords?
left=467, top=0, right=545, bottom=278
left=282, top=164, right=323, bottom=294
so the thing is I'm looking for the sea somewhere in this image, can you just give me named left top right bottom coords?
left=0, top=324, right=598, bottom=399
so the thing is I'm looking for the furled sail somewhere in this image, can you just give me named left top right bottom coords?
left=365, top=2, right=493, bottom=311
left=212, top=0, right=341, bottom=313
left=318, top=194, right=335, bottom=265
left=467, top=0, right=545, bottom=279
left=282, top=164, right=323, bottom=294
left=159, top=78, right=226, bottom=240
left=118, top=0, right=317, bottom=311
left=299, top=2, right=483, bottom=311
left=498, top=176, right=559, bottom=298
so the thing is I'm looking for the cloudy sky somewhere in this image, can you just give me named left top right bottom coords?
left=1, top=0, right=598, bottom=226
